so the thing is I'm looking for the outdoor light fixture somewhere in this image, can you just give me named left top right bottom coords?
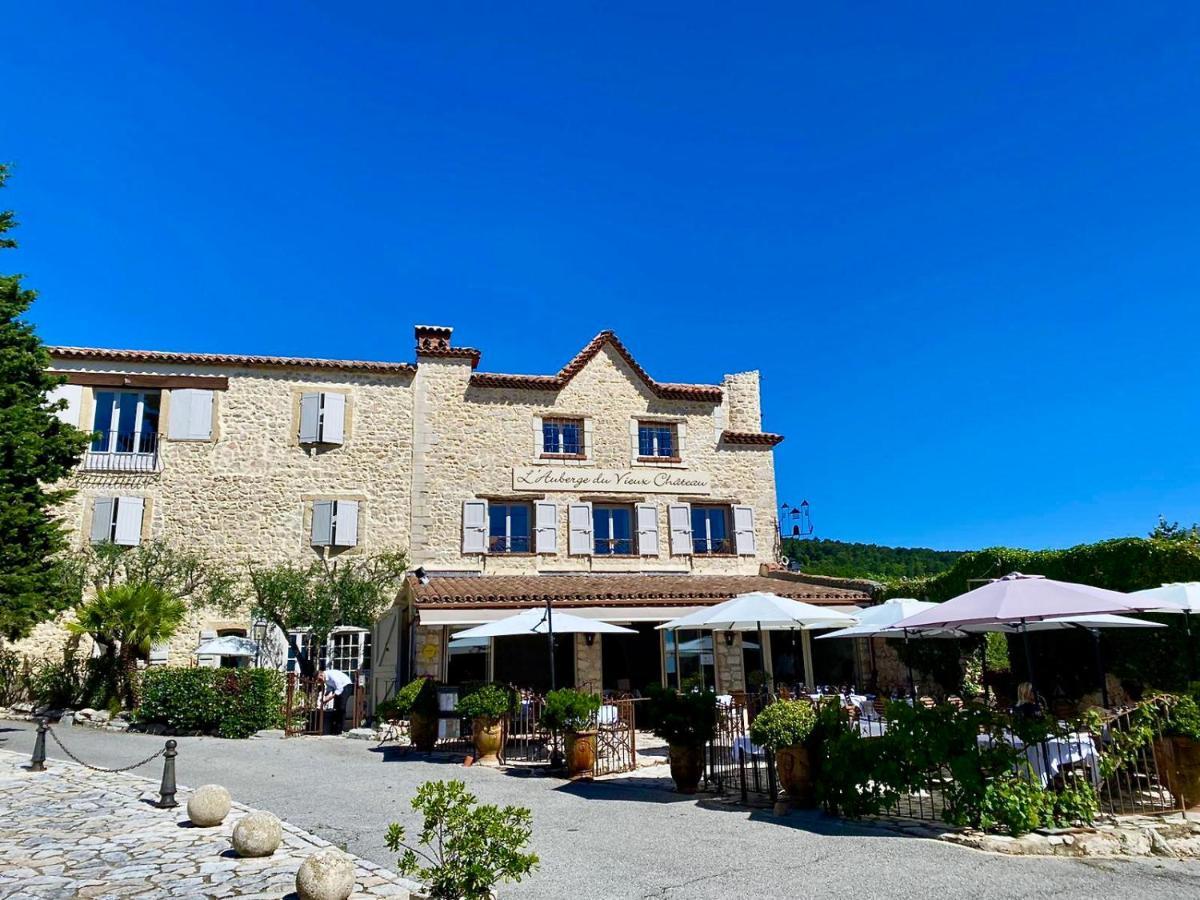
left=585, top=633, right=595, bottom=646
left=415, top=566, right=430, bottom=585
left=724, top=632, right=735, bottom=647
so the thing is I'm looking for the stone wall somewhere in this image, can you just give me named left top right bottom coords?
left=410, top=344, right=779, bottom=575
left=413, top=625, right=444, bottom=679
left=574, top=634, right=602, bottom=694
left=714, top=631, right=746, bottom=693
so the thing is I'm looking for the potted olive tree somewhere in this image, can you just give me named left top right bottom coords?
left=749, top=699, right=818, bottom=806
left=539, top=688, right=601, bottom=778
left=647, top=688, right=718, bottom=794
left=1155, top=695, right=1200, bottom=808
left=392, top=676, right=440, bottom=752
left=456, top=683, right=514, bottom=767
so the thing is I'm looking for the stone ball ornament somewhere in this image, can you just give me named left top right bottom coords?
left=296, top=847, right=357, bottom=900
left=232, top=811, right=282, bottom=857
left=186, top=784, right=232, bottom=827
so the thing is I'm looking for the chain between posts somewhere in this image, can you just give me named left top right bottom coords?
left=43, top=724, right=167, bottom=773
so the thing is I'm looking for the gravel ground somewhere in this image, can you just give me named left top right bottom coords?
left=3, top=720, right=1199, bottom=899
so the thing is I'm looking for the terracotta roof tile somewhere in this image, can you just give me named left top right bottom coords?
left=469, top=331, right=723, bottom=402
left=410, top=573, right=868, bottom=609
left=49, top=346, right=416, bottom=375
left=721, top=430, right=785, bottom=446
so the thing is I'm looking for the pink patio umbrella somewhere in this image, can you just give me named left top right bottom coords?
left=894, top=573, right=1161, bottom=701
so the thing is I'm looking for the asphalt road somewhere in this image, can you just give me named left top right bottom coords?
left=2, top=720, right=1198, bottom=899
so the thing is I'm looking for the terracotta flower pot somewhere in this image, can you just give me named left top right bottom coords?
left=565, top=730, right=597, bottom=778
left=472, top=716, right=504, bottom=766
left=774, top=744, right=815, bottom=807
left=1156, top=735, right=1200, bottom=810
left=668, top=743, right=704, bottom=794
left=409, top=712, right=438, bottom=752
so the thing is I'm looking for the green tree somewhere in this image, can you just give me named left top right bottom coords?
left=0, top=164, right=90, bottom=641
left=69, top=583, right=187, bottom=707
left=241, top=551, right=407, bottom=677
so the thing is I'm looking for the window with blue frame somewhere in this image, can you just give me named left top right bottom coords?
left=542, top=418, right=583, bottom=456
left=91, top=389, right=160, bottom=454
left=637, top=422, right=677, bottom=459
left=489, top=502, right=532, bottom=553
left=593, top=505, right=635, bottom=555
left=691, top=505, right=732, bottom=555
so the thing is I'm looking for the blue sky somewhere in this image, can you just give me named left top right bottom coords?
left=6, top=4, right=1200, bottom=551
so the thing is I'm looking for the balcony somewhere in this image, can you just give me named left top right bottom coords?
left=82, top=431, right=162, bottom=474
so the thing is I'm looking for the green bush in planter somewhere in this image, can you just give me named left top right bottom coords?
left=387, top=676, right=439, bottom=719
left=646, top=687, right=718, bottom=747
left=539, top=688, right=600, bottom=733
left=749, top=700, right=817, bottom=751
left=456, top=683, right=514, bottom=720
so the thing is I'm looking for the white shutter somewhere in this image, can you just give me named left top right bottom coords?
left=321, top=393, right=346, bottom=445
left=299, top=392, right=321, bottom=443
left=462, top=500, right=488, bottom=553
left=333, top=500, right=359, bottom=547
left=311, top=500, right=334, bottom=546
left=113, top=497, right=144, bottom=546
left=90, top=497, right=115, bottom=543
left=168, top=389, right=213, bottom=440
left=675, top=421, right=687, bottom=459
left=535, top=501, right=558, bottom=553
left=48, top=384, right=83, bottom=427
left=197, top=630, right=219, bottom=668
left=568, top=502, right=593, bottom=556
left=533, top=417, right=545, bottom=456
left=733, top=505, right=756, bottom=555
left=629, top=420, right=640, bottom=460
left=668, top=503, right=693, bottom=555
left=149, top=643, right=169, bottom=665
left=636, top=504, right=659, bottom=556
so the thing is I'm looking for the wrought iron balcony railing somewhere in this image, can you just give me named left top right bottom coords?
left=82, top=431, right=162, bottom=473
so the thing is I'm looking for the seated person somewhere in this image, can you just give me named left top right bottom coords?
left=1013, top=681, right=1042, bottom=719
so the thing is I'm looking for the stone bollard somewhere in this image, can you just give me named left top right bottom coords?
left=156, top=739, right=178, bottom=809
left=232, top=812, right=282, bottom=857
left=296, top=848, right=356, bottom=900
left=29, top=718, right=47, bottom=772
left=187, top=784, right=232, bottom=827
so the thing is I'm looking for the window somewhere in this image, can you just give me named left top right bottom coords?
left=691, top=505, right=732, bottom=555
left=91, top=390, right=160, bottom=456
left=638, top=422, right=677, bottom=459
left=311, top=500, right=359, bottom=548
left=299, top=392, right=346, bottom=445
left=90, top=496, right=145, bottom=546
left=329, top=629, right=370, bottom=673
left=488, top=502, right=532, bottom=553
left=541, top=418, right=583, bottom=456
left=593, top=505, right=635, bottom=555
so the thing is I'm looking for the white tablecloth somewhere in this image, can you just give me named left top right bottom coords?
left=977, top=730, right=1100, bottom=786
left=732, top=735, right=765, bottom=761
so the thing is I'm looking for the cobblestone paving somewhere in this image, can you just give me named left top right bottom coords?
left=0, top=749, right=413, bottom=899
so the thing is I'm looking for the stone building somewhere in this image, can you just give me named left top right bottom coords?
left=20, top=326, right=871, bottom=697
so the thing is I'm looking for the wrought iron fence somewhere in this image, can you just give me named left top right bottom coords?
left=704, top=694, right=777, bottom=802
left=83, top=431, right=161, bottom=473
left=284, top=671, right=367, bottom=737
left=504, top=692, right=553, bottom=764
left=592, top=697, right=640, bottom=777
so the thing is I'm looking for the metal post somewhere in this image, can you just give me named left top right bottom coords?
left=544, top=597, right=556, bottom=692
left=156, top=740, right=178, bottom=809
left=29, top=718, right=47, bottom=772
left=1090, top=628, right=1109, bottom=708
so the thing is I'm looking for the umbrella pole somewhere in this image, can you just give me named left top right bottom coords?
left=758, top=622, right=771, bottom=697
left=1188, top=611, right=1195, bottom=683
left=545, top=598, right=556, bottom=692
left=1020, top=619, right=1038, bottom=702
left=1090, top=628, right=1109, bottom=708
left=673, top=631, right=681, bottom=691
left=979, top=636, right=989, bottom=706
left=904, top=629, right=916, bottom=698
left=869, top=637, right=878, bottom=693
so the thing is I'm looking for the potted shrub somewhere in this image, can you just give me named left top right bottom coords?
left=539, top=688, right=601, bottom=777
left=1155, top=695, right=1200, bottom=809
left=456, top=683, right=513, bottom=767
left=393, top=677, right=440, bottom=752
left=647, top=687, right=718, bottom=793
left=749, top=699, right=818, bottom=806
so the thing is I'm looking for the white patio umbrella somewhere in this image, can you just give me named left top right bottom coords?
left=1130, top=583, right=1200, bottom=678
left=449, top=608, right=635, bottom=693
left=657, top=592, right=858, bottom=688
left=816, top=598, right=951, bottom=695
left=194, top=635, right=260, bottom=658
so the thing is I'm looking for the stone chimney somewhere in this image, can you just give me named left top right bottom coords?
left=414, top=325, right=454, bottom=355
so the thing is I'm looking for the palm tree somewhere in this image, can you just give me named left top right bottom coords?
left=69, top=583, right=186, bottom=708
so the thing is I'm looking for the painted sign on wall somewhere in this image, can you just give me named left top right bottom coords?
left=512, top=466, right=713, bottom=495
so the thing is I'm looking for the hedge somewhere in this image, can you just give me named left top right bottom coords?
left=137, top=668, right=285, bottom=738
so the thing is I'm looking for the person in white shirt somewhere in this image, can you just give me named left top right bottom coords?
left=318, top=667, right=353, bottom=735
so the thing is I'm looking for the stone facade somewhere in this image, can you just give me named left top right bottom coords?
left=16, top=328, right=793, bottom=695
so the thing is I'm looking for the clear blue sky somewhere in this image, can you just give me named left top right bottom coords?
left=7, top=4, right=1200, bottom=551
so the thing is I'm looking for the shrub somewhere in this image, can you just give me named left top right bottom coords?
left=749, top=700, right=817, bottom=751
left=0, top=647, right=21, bottom=706
left=385, top=779, right=538, bottom=900
left=25, top=656, right=86, bottom=709
left=457, top=683, right=513, bottom=720
left=538, top=688, right=600, bottom=733
left=646, top=687, right=717, bottom=747
left=978, top=775, right=1051, bottom=835
left=1165, top=695, right=1200, bottom=741
left=137, top=667, right=283, bottom=738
